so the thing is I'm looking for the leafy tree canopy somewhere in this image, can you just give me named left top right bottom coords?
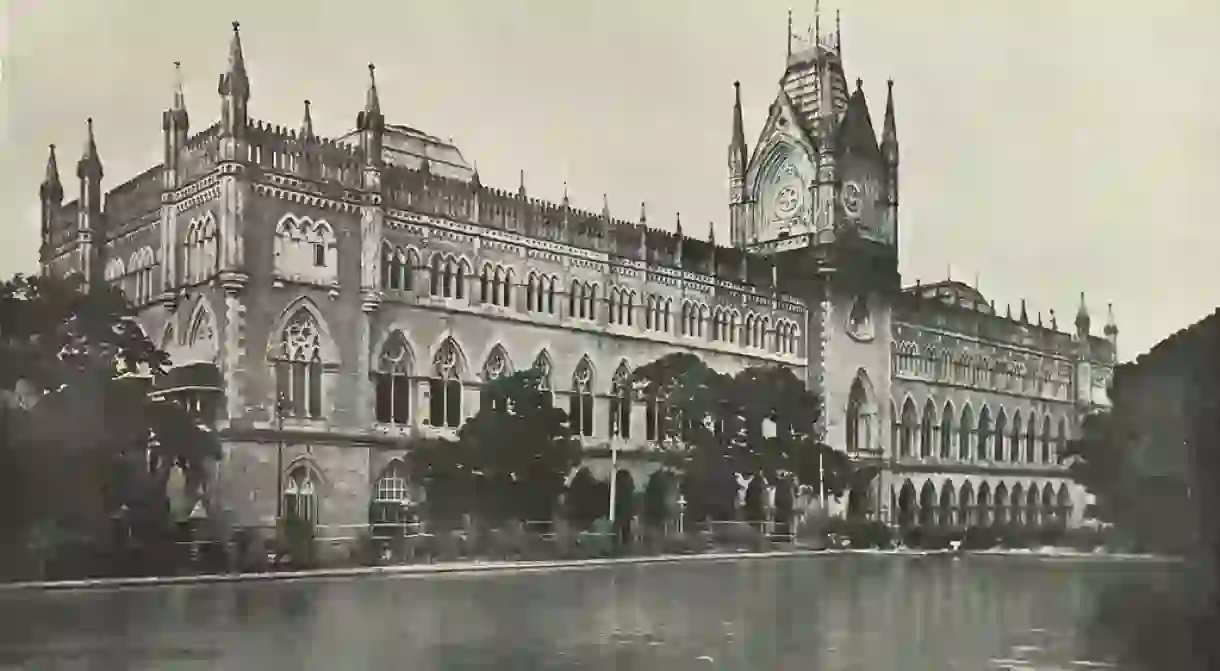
left=409, top=366, right=581, bottom=526
left=631, top=353, right=854, bottom=515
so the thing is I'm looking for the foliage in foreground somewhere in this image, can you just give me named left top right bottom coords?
left=0, top=273, right=218, bottom=580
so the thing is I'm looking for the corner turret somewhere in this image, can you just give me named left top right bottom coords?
left=217, top=22, right=250, bottom=140
left=162, top=62, right=190, bottom=189
left=75, top=118, right=104, bottom=283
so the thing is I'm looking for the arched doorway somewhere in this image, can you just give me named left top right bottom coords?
left=1026, top=485, right=1040, bottom=528
left=897, top=481, right=917, bottom=529
left=1011, top=483, right=1024, bottom=526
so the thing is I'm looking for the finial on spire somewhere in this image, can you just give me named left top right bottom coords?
left=1050, top=309, right=1058, bottom=331
left=518, top=169, right=526, bottom=197
left=787, top=9, right=793, bottom=59
left=77, top=117, right=102, bottom=180
left=676, top=212, right=683, bottom=236
left=562, top=180, right=569, bottom=204
left=602, top=193, right=610, bottom=217
left=232, top=20, right=240, bottom=33
left=300, top=100, right=314, bottom=139
left=856, top=77, right=863, bottom=92
left=41, top=143, right=63, bottom=202
left=640, top=201, right=647, bottom=224
left=1105, top=302, right=1118, bottom=336
left=835, top=9, right=842, bottom=52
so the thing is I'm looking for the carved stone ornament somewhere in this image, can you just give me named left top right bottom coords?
left=846, top=295, right=875, bottom=342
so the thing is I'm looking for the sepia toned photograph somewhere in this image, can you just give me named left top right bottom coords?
left=1, top=1, right=1218, bottom=668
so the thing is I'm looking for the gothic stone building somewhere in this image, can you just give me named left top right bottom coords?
left=36, top=22, right=1116, bottom=535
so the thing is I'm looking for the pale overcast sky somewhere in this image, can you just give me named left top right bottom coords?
left=2, top=0, right=1218, bottom=360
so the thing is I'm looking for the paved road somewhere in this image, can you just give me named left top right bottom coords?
left=0, top=554, right=1174, bottom=670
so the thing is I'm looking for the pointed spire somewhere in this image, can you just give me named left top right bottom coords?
left=601, top=193, right=610, bottom=218
left=76, top=118, right=102, bottom=180
left=40, top=144, right=63, bottom=203
left=1020, top=299, right=1029, bottom=323
left=220, top=21, right=249, bottom=97
left=674, top=212, right=684, bottom=268
left=675, top=212, right=683, bottom=238
left=1005, top=304, right=1012, bottom=320
left=731, top=81, right=746, bottom=153
left=835, top=9, right=842, bottom=53
left=518, top=170, right=526, bottom=198
left=708, top=221, right=716, bottom=246
left=1050, top=309, right=1058, bottom=331
left=640, top=201, right=647, bottom=225
left=172, top=61, right=187, bottom=112
left=562, top=181, right=570, bottom=207
left=300, top=100, right=315, bottom=139
left=1104, top=303, right=1118, bottom=336
left=1075, top=291, right=1091, bottom=333
left=364, top=63, right=381, bottom=117
left=787, top=9, right=793, bottom=59
left=882, top=79, right=899, bottom=165
left=1037, top=312, right=1043, bottom=328
left=471, top=161, right=481, bottom=188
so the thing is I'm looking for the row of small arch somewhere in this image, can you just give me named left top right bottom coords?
left=378, top=330, right=636, bottom=393
left=895, top=478, right=1072, bottom=511
left=893, top=339, right=1058, bottom=377
left=891, top=395, right=1069, bottom=461
left=103, top=246, right=156, bottom=281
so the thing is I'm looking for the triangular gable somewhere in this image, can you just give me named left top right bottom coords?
left=746, top=89, right=817, bottom=192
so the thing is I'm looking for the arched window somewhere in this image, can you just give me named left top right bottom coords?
left=430, top=254, right=443, bottom=296
left=625, top=292, right=635, bottom=327
left=374, top=331, right=411, bottom=425
left=1026, top=414, right=1037, bottom=463
left=1040, top=416, right=1052, bottom=463
left=995, top=409, right=1008, bottom=462
left=959, top=405, right=974, bottom=460
left=533, top=351, right=554, bottom=407
left=428, top=338, right=463, bottom=428
left=371, top=461, right=416, bottom=527
left=569, top=280, right=581, bottom=318
left=608, top=289, right=620, bottom=325
left=900, top=398, right=917, bottom=458
left=920, top=399, right=936, bottom=459
left=940, top=401, right=954, bottom=458
left=526, top=273, right=540, bottom=312
left=283, top=465, right=318, bottom=524
left=663, top=299, right=672, bottom=333
left=977, top=407, right=992, bottom=461
left=1054, top=416, right=1068, bottom=464
left=846, top=375, right=874, bottom=453
left=1011, top=410, right=1024, bottom=463
left=585, top=284, right=598, bottom=320
left=570, top=358, right=595, bottom=437
left=480, top=345, right=511, bottom=412
left=275, top=308, right=324, bottom=419
left=609, top=363, right=632, bottom=439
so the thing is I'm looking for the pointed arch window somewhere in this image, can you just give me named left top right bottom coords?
left=275, top=309, right=324, bottom=419
left=940, top=402, right=954, bottom=458
left=283, top=466, right=318, bottom=524
left=995, top=410, right=1009, bottom=462
left=846, top=376, right=874, bottom=453
left=899, top=399, right=917, bottom=458
left=481, top=346, right=510, bottom=412
left=382, top=245, right=415, bottom=291
left=1026, top=414, right=1037, bottom=462
left=570, top=360, right=595, bottom=437
left=959, top=406, right=974, bottom=460
left=1040, top=416, right=1052, bottom=463
left=374, top=332, right=412, bottom=425
left=920, top=400, right=935, bottom=459
left=609, top=364, right=632, bottom=439
left=428, top=340, right=463, bottom=428
left=977, top=407, right=993, bottom=461
left=371, top=461, right=416, bottom=526
left=533, top=352, right=554, bottom=407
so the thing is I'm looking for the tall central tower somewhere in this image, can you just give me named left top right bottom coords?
left=728, top=11, right=901, bottom=485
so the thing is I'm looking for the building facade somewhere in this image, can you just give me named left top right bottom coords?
left=36, top=21, right=1116, bottom=535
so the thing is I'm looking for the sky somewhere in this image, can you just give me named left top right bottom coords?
left=2, top=0, right=1218, bottom=361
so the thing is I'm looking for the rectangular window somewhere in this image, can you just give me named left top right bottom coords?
left=375, top=374, right=392, bottom=423
left=313, top=243, right=326, bottom=267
